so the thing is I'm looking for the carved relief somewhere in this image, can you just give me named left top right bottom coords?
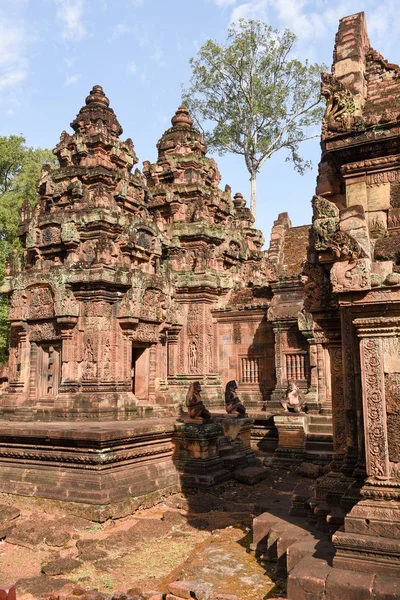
left=188, top=340, right=198, bottom=373
left=361, top=338, right=389, bottom=479
left=187, top=304, right=200, bottom=336
left=131, top=323, right=159, bottom=343
left=321, top=72, right=357, bottom=132
left=302, top=262, right=338, bottom=311
left=27, top=286, right=54, bottom=320
left=9, top=291, right=28, bottom=320
left=330, top=346, right=346, bottom=453
left=385, top=373, right=400, bottom=464
left=30, top=322, right=60, bottom=341
left=82, top=335, right=97, bottom=380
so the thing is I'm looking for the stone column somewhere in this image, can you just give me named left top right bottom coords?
left=333, top=315, right=400, bottom=576
left=340, top=307, right=360, bottom=477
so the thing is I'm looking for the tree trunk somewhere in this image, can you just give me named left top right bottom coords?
left=250, top=172, right=257, bottom=219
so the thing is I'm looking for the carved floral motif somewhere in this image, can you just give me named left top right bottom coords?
left=361, top=338, right=389, bottom=479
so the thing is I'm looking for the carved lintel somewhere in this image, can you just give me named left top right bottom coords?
left=117, top=316, right=140, bottom=331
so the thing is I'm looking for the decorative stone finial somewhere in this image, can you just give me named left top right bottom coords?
left=85, top=85, right=110, bottom=107
left=233, top=192, right=246, bottom=208
left=171, top=106, right=193, bottom=128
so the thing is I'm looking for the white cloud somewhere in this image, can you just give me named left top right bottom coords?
left=0, top=20, right=29, bottom=91
left=7, top=108, right=15, bottom=116
left=55, top=0, right=87, bottom=41
left=231, top=0, right=268, bottom=22
left=113, top=23, right=131, bottom=36
left=212, top=0, right=238, bottom=7
left=127, top=61, right=137, bottom=74
left=64, top=73, right=81, bottom=86
left=152, top=49, right=166, bottom=67
left=132, top=0, right=144, bottom=6
left=176, top=35, right=183, bottom=51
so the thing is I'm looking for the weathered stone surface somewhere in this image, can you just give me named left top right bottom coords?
left=325, top=569, right=374, bottom=599
left=41, top=557, right=82, bottom=576
left=287, top=555, right=331, bottom=599
left=16, top=576, right=72, bottom=596
left=231, top=466, right=269, bottom=485
left=167, top=581, right=192, bottom=598
left=0, top=505, right=20, bottom=524
left=296, top=463, right=321, bottom=479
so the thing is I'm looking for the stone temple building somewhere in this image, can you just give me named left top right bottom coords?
left=0, top=10, right=399, bottom=598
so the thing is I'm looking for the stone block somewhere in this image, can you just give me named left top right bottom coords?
left=232, top=466, right=269, bottom=485
left=334, top=57, right=362, bottom=79
left=367, top=210, right=387, bottom=236
left=346, top=181, right=367, bottom=209
left=325, top=568, right=374, bottom=599
left=287, top=537, right=320, bottom=573
left=168, top=582, right=191, bottom=599
left=296, top=462, right=321, bottom=479
left=287, top=555, right=331, bottom=599
left=373, top=574, right=400, bottom=599
left=367, top=183, right=391, bottom=211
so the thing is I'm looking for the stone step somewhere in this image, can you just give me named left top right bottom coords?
left=222, top=455, right=249, bottom=471
left=232, top=465, right=269, bottom=485
left=307, top=424, right=333, bottom=434
left=306, top=433, right=333, bottom=442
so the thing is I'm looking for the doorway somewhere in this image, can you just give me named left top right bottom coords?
left=131, top=344, right=149, bottom=402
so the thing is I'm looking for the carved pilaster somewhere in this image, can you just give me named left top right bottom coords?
left=167, top=327, right=181, bottom=377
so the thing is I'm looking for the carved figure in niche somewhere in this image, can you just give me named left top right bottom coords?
left=5, top=249, right=21, bottom=276
left=186, top=381, right=211, bottom=420
left=189, top=340, right=198, bottom=372
left=280, top=379, right=304, bottom=413
left=83, top=338, right=97, bottom=379
left=103, top=340, right=111, bottom=379
left=225, top=380, right=247, bottom=417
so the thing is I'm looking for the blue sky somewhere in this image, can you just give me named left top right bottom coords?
left=1, top=0, right=400, bottom=244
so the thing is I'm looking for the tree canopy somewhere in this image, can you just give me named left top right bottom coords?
left=182, top=19, right=325, bottom=218
left=0, top=135, right=56, bottom=361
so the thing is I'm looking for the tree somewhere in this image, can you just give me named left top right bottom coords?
left=182, top=19, right=325, bottom=218
left=0, top=135, right=56, bottom=360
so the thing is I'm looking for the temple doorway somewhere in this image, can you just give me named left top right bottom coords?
left=131, top=344, right=149, bottom=402
left=35, top=343, right=61, bottom=399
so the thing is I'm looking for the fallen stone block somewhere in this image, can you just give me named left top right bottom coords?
left=41, top=557, right=82, bottom=576
left=296, top=462, right=321, bottom=479
left=168, top=581, right=192, bottom=598
left=232, top=466, right=269, bottom=485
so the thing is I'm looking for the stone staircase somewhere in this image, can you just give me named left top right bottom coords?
left=217, top=434, right=269, bottom=485
left=252, top=506, right=400, bottom=599
left=304, top=414, right=334, bottom=463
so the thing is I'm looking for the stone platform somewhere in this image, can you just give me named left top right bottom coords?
left=0, top=418, right=180, bottom=521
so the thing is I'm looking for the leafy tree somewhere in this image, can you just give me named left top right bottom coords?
left=0, top=135, right=56, bottom=361
left=183, top=19, right=325, bottom=218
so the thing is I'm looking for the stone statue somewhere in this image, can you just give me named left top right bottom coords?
left=225, top=380, right=247, bottom=417
left=186, top=381, right=211, bottom=420
left=280, top=379, right=303, bottom=413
